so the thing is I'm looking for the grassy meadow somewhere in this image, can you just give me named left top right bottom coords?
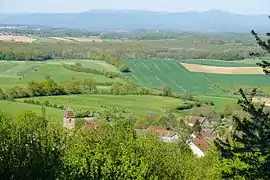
left=0, top=100, right=63, bottom=121
left=195, top=95, right=238, bottom=111
left=18, top=94, right=187, bottom=116
left=0, top=56, right=269, bottom=117
left=0, top=60, right=118, bottom=88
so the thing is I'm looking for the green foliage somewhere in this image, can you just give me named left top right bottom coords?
left=215, top=89, right=270, bottom=179
left=3, top=77, right=98, bottom=99
left=110, top=81, right=150, bottom=95
left=0, top=110, right=221, bottom=179
left=0, top=111, right=67, bottom=179
left=119, top=64, right=131, bottom=73
left=162, top=86, right=172, bottom=96
left=0, top=88, right=7, bottom=100
left=0, top=33, right=263, bottom=63
left=193, top=119, right=202, bottom=137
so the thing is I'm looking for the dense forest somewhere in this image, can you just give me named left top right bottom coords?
left=0, top=34, right=266, bottom=61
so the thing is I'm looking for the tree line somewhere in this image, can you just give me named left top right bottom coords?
left=63, top=63, right=123, bottom=78
left=0, top=34, right=265, bottom=62
left=0, top=78, right=97, bottom=100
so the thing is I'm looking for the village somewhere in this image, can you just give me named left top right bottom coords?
left=63, top=108, right=219, bottom=157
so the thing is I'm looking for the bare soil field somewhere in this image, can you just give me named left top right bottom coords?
left=50, top=37, right=73, bottom=42
left=66, top=37, right=103, bottom=42
left=0, top=35, right=36, bottom=43
left=181, top=63, right=264, bottom=75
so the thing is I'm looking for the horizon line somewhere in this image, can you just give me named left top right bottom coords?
left=0, top=8, right=269, bottom=16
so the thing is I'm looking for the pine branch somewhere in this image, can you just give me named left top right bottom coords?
left=251, top=30, right=270, bottom=54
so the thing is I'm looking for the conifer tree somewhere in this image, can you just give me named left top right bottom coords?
left=216, top=16, right=270, bottom=179
left=215, top=89, right=270, bottom=179
left=251, top=16, right=270, bottom=74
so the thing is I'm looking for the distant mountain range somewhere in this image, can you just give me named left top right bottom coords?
left=0, top=10, right=269, bottom=33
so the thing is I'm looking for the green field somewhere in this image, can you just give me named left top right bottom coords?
left=18, top=94, right=187, bottom=115
left=195, top=95, right=238, bottom=111
left=0, top=60, right=119, bottom=88
left=125, top=59, right=270, bottom=94
left=0, top=100, right=63, bottom=121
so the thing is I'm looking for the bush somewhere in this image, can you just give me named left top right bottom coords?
left=119, top=65, right=131, bottom=73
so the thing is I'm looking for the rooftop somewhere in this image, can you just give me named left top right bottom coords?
left=147, top=126, right=175, bottom=137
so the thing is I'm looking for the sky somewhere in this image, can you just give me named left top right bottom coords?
left=0, top=0, right=269, bottom=14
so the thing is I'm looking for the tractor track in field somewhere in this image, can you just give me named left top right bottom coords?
left=131, top=60, right=152, bottom=85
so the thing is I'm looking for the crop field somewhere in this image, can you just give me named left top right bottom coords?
left=181, top=63, right=263, bottom=74
left=50, top=37, right=74, bottom=42
left=66, top=37, right=103, bottom=42
left=0, top=35, right=36, bottom=43
left=0, top=100, right=63, bottom=121
left=34, top=37, right=61, bottom=43
left=18, top=94, right=187, bottom=115
left=125, top=59, right=270, bottom=94
left=179, top=59, right=258, bottom=67
left=0, top=60, right=117, bottom=88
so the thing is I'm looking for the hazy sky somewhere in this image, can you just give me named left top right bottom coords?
left=0, top=0, right=269, bottom=14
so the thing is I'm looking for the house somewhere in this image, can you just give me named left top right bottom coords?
left=185, top=116, right=210, bottom=128
left=188, top=129, right=216, bottom=157
left=188, top=141, right=205, bottom=157
left=147, top=126, right=179, bottom=143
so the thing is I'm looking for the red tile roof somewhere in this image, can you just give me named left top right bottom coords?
left=147, top=126, right=175, bottom=137
left=192, top=129, right=216, bottom=152
left=192, top=138, right=210, bottom=152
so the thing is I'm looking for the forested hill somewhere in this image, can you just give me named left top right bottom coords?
left=0, top=10, right=269, bottom=32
